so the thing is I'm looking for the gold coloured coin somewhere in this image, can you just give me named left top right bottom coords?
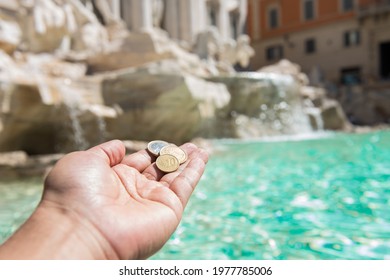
left=156, top=154, right=180, bottom=173
left=147, top=140, right=169, bottom=156
left=160, top=145, right=188, bottom=164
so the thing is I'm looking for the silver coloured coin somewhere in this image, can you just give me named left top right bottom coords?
left=147, top=140, right=169, bottom=156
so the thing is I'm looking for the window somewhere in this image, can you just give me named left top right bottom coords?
left=266, top=45, right=284, bottom=61
left=344, top=30, right=360, bottom=47
left=380, top=41, right=390, bottom=79
left=303, top=0, right=315, bottom=21
left=341, top=0, right=354, bottom=12
left=268, top=7, right=279, bottom=29
left=341, top=67, right=361, bottom=85
left=305, top=38, right=316, bottom=54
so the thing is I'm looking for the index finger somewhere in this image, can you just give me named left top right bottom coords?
left=159, top=144, right=209, bottom=184
left=162, top=148, right=208, bottom=207
left=121, top=148, right=156, bottom=173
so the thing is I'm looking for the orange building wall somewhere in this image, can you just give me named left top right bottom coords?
left=248, top=0, right=383, bottom=41
left=247, top=0, right=390, bottom=82
left=247, top=1, right=255, bottom=38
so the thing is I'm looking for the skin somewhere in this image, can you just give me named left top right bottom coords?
left=0, top=140, right=209, bottom=260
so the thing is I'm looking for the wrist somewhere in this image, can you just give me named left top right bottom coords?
left=39, top=199, right=120, bottom=259
left=0, top=200, right=119, bottom=260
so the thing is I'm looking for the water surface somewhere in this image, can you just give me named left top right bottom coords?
left=153, top=131, right=390, bottom=259
left=1, top=131, right=389, bottom=259
left=0, top=179, right=42, bottom=242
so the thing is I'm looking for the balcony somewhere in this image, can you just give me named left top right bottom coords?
left=358, top=0, right=390, bottom=19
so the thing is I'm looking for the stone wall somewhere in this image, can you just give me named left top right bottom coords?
left=334, top=86, right=390, bottom=126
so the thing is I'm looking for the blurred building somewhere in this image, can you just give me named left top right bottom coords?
left=247, top=0, right=390, bottom=86
left=88, top=0, right=248, bottom=43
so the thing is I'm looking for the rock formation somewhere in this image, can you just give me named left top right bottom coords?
left=0, top=0, right=350, bottom=160
left=335, top=86, right=390, bottom=126
left=259, top=60, right=351, bottom=131
left=101, top=66, right=231, bottom=142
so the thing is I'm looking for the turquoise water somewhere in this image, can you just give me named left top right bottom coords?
left=153, top=131, right=390, bottom=259
left=1, top=131, right=389, bottom=259
left=0, top=179, right=43, bottom=242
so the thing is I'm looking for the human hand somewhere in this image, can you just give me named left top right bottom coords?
left=27, top=140, right=208, bottom=259
left=41, top=140, right=209, bottom=259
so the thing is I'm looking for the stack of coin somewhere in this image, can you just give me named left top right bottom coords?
left=147, top=140, right=188, bottom=173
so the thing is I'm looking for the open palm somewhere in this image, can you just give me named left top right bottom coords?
left=42, top=140, right=208, bottom=259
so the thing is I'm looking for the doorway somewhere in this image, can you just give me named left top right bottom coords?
left=380, top=41, right=390, bottom=80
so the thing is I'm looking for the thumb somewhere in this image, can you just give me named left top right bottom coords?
left=87, top=140, right=126, bottom=167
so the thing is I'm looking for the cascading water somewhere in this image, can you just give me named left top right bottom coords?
left=28, top=55, right=89, bottom=151
left=54, top=79, right=89, bottom=151
left=87, top=104, right=108, bottom=144
left=303, top=99, right=324, bottom=131
left=209, top=71, right=317, bottom=139
left=96, top=114, right=107, bottom=143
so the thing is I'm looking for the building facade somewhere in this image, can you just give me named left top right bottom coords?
left=247, top=0, right=390, bottom=85
left=90, top=0, right=248, bottom=44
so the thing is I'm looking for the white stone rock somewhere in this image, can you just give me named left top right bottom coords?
left=0, top=19, right=21, bottom=54
left=258, top=59, right=309, bottom=86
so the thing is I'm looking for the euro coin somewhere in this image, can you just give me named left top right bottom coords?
left=160, top=144, right=188, bottom=164
left=156, top=154, right=180, bottom=173
left=147, top=140, right=169, bottom=156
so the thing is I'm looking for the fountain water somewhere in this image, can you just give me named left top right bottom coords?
left=303, top=99, right=325, bottom=131
left=54, top=79, right=89, bottom=151
left=0, top=58, right=324, bottom=153
left=208, top=71, right=315, bottom=139
left=26, top=55, right=90, bottom=151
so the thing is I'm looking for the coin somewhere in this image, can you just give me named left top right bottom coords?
left=147, top=140, right=169, bottom=156
left=160, top=144, right=188, bottom=164
left=156, top=154, right=180, bottom=173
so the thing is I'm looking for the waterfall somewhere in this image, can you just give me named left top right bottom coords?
left=264, top=72, right=314, bottom=135
left=87, top=104, right=109, bottom=144
left=303, top=99, right=324, bottom=131
left=209, top=71, right=316, bottom=138
left=313, top=110, right=324, bottom=131
left=25, top=55, right=88, bottom=151
left=54, top=79, right=89, bottom=151
left=96, top=114, right=107, bottom=143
